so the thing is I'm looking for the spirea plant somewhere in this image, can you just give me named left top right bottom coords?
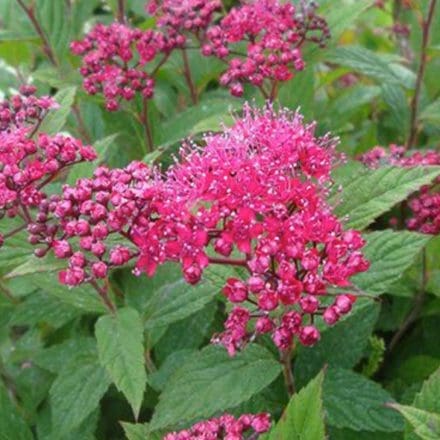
left=0, top=0, right=440, bottom=439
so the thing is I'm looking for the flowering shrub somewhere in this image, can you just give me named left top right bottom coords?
left=1, top=1, right=440, bottom=439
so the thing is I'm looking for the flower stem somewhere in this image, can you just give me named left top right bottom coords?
left=117, top=0, right=126, bottom=23
left=280, top=346, right=295, bottom=397
left=208, top=256, right=249, bottom=267
left=141, top=98, right=154, bottom=153
left=90, top=280, right=116, bottom=314
left=16, top=0, right=58, bottom=66
left=406, top=0, right=438, bottom=149
left=181, top=48, right=198, bottom=105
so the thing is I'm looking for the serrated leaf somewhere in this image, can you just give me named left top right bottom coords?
left=9, top=290, right=79, bottom=328
left=264, top=371, right=325, bottom=440
left=150, top=344, right=282, bottom=430
left=388, top=404, right=440, bottom=440
left=419, top=99, right=440, bottom=124
left=36, top=0, right=72, bottom=60
left=406, top=367, right=440, bottom=439
left=143, top=273, right=219, bottom=329
left=295, top=301, right=379, bottom=385
left=0, top=382, right=33, bottom=440
left=26, top=272, right=107, bottom=314
left=39, top=87, right=76, bottom=135
left=95, top=307, right=147, bottom=418
left=352, top=230, right=431, bottom=295
left=326, top=46, right=402, bottom=85
left=49, top=353, right=111, bottom=435
left=33, top=337, right=97, bottom=374
left=330, top=164, right=440, bottom=230
left=324, top=367, right=404, bottom=432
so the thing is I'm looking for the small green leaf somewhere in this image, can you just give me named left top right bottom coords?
left=388, top=404, right=440, bottom=440
left=150, top=344, right=282, bottom=430
left=121, top=422, right=163, bottom=440
left=39, top=87, right=77, bottom=135
left=264, top=370, right=325, bottom=440
left=95, top=307, right=147, bottom=418
left=352, top=230, right=432, bottom=295
left=49, top=353, right=111, bottom=435
left=324, top=367, right=404, bottom=432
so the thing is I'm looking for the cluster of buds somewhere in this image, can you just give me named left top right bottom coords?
left=30, top=161, right=160, bottom=286
left=0, top=88, right=96, bottom=249
left=359, top=145, right=440, bottom=234
left=164, top=412, right=270, bottom=440
left=0, top=85, right=57, bottom=132
left=202, top=0, right=330, bottom=96
left=147, top=0, right=222, bottom=46
left=70, top=23, right=170, bottom=111
left=73, top=1, right=329, bottom=105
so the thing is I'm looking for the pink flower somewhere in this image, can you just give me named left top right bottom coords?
left=164, top=412, right=271, bottom=440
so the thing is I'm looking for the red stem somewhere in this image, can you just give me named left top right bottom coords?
left=406, top=0, right=438, bottom=149
left=181, top=48, right=198, bottom=105
left=208, top=256, right=249, bottom=267
left=89, top=279, right=116, bottom=314
left=141, top=99, right=154, bottom=153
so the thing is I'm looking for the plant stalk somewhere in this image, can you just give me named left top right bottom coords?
left=406, top=0, right=438, bottom=149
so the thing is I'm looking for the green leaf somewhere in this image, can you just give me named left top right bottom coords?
left=381, top=83, right=410, bottom=136
left=150, top=344, right=282, bottom=430
left=157, top=97, right=241, bottom=148
left=0, top=382, right=33, bottom=440
left=143, top=271, right=220, bottom=329
left=9, top=290, right=79, bottom=328
left=388, top=404, right=440, bottom=440
left=326, top=46, right=403, bottom=85
left=330, top=164, right=440, bottom=230
left=419, top=99, right=440, bottom=124
left=324, top=367, right=404, bottom=432
left=35, top=0, right=73, bottom=60
left=264, top=371, right=325, bottom=440
left=121, top=422, right=163, bottom=440
left=95, top=307, right=147, bottom=418
left=295, top=301, right=379, bottom=385
left=49, top=353, right=111, bottom=435
left=406, top=367, right=440, bottom=439
left=39, top=87, right=77, bottom=135
left=352, top=230, right=432, bottom=295
left=24, top=272, right=107, bottom=314
left=305, top=0, right=373, bottom=62
left=33, top=337, right=97, bottom=374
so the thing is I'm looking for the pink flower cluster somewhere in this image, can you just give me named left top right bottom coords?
left=0, top=85, right=57, bottom=132
left=29, top=105, right=368, bottom=353
left=359, top=145, right=440, bottom=234
left=72, top=1, right=329, bottom=105
left=147, top=0, right=222, bottom=46
left=0, top=88, right=96, bottom=249
left=164, top=412, right=270, bottom=440
left=70, top=23, right=170, bottom=111
left=202, top=0, right=329, bottom=97
left=141, top=106, right=367, bottom=353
